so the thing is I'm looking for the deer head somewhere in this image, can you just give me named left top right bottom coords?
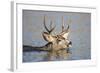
left=42, top=16, right=72, bottom=51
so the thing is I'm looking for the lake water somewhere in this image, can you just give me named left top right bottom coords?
left=23, top=33, right=91, bottom=62
left=23, top=10, right=91, bottom=62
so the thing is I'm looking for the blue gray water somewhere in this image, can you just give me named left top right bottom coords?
left=23, top=10, right=91, bottom=62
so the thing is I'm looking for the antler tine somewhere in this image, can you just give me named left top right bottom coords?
left=62, top=16, right=64, bottom=32
left=44, top=15, right=50, bottom=33
left=50, top=20, right=52, bottom=30
left=66, top=19, right=71, bottom=32
left=66, top=24, right=69, bottom=32
left=49, top=18, right=56, bottom=34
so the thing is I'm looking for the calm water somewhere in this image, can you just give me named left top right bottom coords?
left=23, top=10, right=91, bottom=62
left=23, top=35, right=91, bottom=62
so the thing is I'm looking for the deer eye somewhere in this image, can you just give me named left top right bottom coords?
left=57, top=39, right=62, bottom=43
left=58, top=39, right=61, bottom=41
left=47, top=36, right=50, bottom=38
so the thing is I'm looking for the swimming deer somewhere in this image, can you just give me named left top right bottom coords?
left=23, top=16, right=72, bottom=61
left=42, top=16, right=72, bottom=60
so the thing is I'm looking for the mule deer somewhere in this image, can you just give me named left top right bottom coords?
left=23, top=16, right=72, bottom=61
left=42, top=16, right=72, bottom=60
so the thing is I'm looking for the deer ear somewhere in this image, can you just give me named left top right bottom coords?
left=42, top=32, right=49, bottom=41
left=61, top=32, right=69, bottom=39
left=61, top=24, right=70, bottom=39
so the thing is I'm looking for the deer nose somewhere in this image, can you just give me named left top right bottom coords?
left=68, top=41, right=72, bottom=47
left=69, top=41, right=72, bottom=45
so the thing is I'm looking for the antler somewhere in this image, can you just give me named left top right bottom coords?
left=44, top=16, right=56, bottom=34
left=62, top=16, right=64, bottom=32
left=59, top=16, right=70, bottom=39
left=61, top=16, right=70, bottom=33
